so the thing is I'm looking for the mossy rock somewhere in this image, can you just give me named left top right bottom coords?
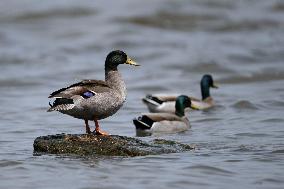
left=33, top=134, right=195, bottom=157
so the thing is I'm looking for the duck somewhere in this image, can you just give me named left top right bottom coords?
left=48, top=50, right=139, bottom=135
left=142, top=74, right=218, bottom=113
left=133, top=95, right=198, bottom=134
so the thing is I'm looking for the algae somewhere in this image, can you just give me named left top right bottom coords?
left=33, top=134, right=195, bottom=157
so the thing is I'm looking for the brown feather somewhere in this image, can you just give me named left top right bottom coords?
left=49, top=79, right=111, bottom=98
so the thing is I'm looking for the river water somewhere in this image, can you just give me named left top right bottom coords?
left=0, top=0, right=284, bottom=188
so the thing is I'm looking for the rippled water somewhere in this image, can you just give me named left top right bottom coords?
left=1, top=0, right=284, bottom=188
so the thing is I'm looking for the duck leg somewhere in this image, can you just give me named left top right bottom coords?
left=85, top=119, right=91, bottom=134
left=93, top=119, right=108, bottom=135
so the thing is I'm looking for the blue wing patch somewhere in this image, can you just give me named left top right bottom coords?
left=82, top=91, right=95, bottom=99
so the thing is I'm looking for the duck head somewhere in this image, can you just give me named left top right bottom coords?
left=200, top=74, right=218, bottom=100
left=175, top=95, right=198, bottom=117
left=105, top=50, right=139, bottom=70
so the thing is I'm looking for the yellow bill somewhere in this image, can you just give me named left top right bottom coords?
left=190, top=103, right=200, bottom=110
left=125, top=56, right=140, bottom=66
left=212, top=83, right=219, bottom=88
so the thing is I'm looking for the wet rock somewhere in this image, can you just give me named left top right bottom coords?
left=33, top=134, right=195, bottom=157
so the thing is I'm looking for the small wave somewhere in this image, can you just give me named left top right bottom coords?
left=272, top=2, right=284, bottom=12
left=0, top=79, right=41, bottom=88
left=232, top=145, right=270, bottom=153
left=228, top=49, right=284, bottom=64
left=129, top=85, right=169, bottom=92
left=195, top=118, right=222, bottom=123
left=185, top=165, right=235, bottom=175
left=228, top=54, right=258, bottom=64
left=231, top=100, right=258, bottom=110
left=261, top=118, right=284, bottom=123
left=0, top=55, right=28, bottom=65
left=271, top=149, right=284, bottom=154
left=232, top=145, right=254, bottom=152
left=235, top=133, right=270, bottom=137
left=255, top=178, right=284, bottom=184
left=123, top=10, right=282, bottom=33
left=218, top=69, right=284, bottom=84
left=164, top=61, right=235, bottom=74
left=263, top=100, right=284, bottom=108
left=213, top=19, right=282, bottom=32
left=4, top=7, right=96, bottom=22
left=224, top=159, right=244, bottom=162
left=193, top=0, right=235, bottom=9
left=123, top=11, right=222, bottom=32
left=0, top=160, right=22, bottom=167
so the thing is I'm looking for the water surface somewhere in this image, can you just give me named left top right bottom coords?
left=0, top=0, right=284, bottom=188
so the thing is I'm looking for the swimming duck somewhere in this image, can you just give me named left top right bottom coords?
left=48, top=50, right=139, bottom=135
left=133, top=95, right=198, bottom=133
left=142, top=74, right=218, bottom=113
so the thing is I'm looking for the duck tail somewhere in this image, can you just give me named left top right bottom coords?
left=142, top=95, right=163, bottom=106
left=133, top=115, right=153, bottom=130
left=47, top=98, right=74, bottom=112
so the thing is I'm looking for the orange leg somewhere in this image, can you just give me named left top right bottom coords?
left=85, top=119, right=91, bottom=134
left=94, top=119, right=108, bottom=135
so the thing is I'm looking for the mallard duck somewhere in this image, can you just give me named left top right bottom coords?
left=133, top=95, right=198, bottom=133
left=48, top=50, right=139, bottom=135
left=142, top=74, right=218, bottom=113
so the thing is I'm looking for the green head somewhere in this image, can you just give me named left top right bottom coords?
left=105, top=50, right=139, bottom=70
left=200, top=74, right=218, bottom=100
left=175, top=95, right=194, bottom=117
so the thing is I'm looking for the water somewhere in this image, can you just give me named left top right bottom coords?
left=0, top=0, right=284, bottom=188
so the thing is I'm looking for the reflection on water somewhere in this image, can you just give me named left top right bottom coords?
left=0, top=0, right=284, bottom=188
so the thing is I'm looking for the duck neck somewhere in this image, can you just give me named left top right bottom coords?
left=201, top=83, right=210, bottom=100
left=105, top=64, right=127, bottom=99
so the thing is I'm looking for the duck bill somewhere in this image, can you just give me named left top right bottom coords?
left=125, top=56, right=140, bottom=66
left=185, top=101, right=200, bottom=111
left=190, top=103, right=200, bottom=110
left=212, top=83, right=219, bottom=89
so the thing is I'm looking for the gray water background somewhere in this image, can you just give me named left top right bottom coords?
left=0, top=0, right=284, bottom=188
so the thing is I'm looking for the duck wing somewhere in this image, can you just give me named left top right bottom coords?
left=154, top=95, right=177, bottom=102
left=48, top=80, right=112, bottom=112
left=49, top=79, right=111, bottom=99
left=142, top=94, right=177, bottom=107
left=143, top=113, right=183, bottom=122
left=133, top=113, right=183, bottom=130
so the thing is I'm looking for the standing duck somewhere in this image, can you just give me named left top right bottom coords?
left=133, top=95, right=198, bottom=134
left=48, top=50, right=139, bottom=135
left=142, top=74, right=218, bottom=113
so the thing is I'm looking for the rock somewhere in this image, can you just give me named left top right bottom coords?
left=33, top=134, right=195, bottom=157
